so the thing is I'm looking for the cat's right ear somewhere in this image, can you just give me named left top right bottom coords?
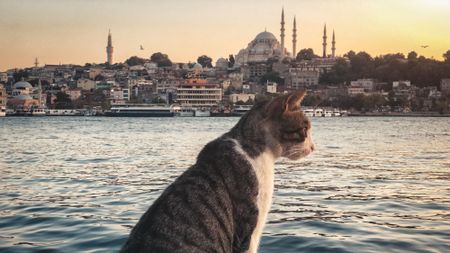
left=283, top=91, right=306, bottom=113
left=265, top=91, right=306, bottom=118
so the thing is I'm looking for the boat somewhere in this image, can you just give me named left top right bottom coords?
left=31, top=107, right=46, bottom=116
left=194, top=108, right=211, bottom=117
left=46, top=109, right=82, bottom=116
left=0, top=106, right=5, bottom=117
left=232, top=105, right=252, bottom=116
left=323, top=110, right=333, bottom=117
left=105, top=104, right=175, bottom=117
left=313, top=108, right=324, bottom=117
left=173, top=106, right=194, bottom=117
left=303, top=108, right=314, bottom=117
left=333, top=109, right=341, bottom=117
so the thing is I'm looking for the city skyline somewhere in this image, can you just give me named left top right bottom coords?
left=1, top=0, right=450, bottom=71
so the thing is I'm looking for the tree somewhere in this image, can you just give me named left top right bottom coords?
left=54, top=91, right=73, bottom=109
left=197, top=55, right=213, bottom=68
left=407, top=51, right=418, bottom=61
left=296, top=48, right=318, bottom=61
left=150, top=52, right=172, bottom=67
left=228, top=54, right=235, bottom=68
left=125, top=56, right=145, bottom=66
left=260, top=71, right=283, bottom=85
left=443, top=50, right=450, bottom=63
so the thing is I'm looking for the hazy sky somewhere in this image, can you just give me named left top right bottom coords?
left=1, top=0, right=449, bottom=70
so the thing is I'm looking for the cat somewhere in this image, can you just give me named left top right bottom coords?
left=120, top=90, right=314, bottom=253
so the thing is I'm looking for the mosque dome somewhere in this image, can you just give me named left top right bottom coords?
left=13, top=81, right=33, bottom=89
left=15, top=94, right=33, bottom=100
left=192, top=63, right=203, bottom=71
left=235, top=30, right=284, bottom=64
left=254, top=31, right=277, bottom=42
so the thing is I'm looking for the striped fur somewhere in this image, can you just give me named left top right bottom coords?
left=121, top=91, right=314, bottom=253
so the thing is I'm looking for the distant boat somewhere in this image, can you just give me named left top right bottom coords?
left=105, top=104, right=175, bottom=117
left=172, top=105, right=195, bottom=117
left=303, top=108, right=314, bottom=117
left=31, top=108, right=46, bottom=116
left=314, top=108, right=324, bottom=117
left=194, top=108, right=211, bottom=117
left=0, top=106, right=5, bottom=117
left=232, top=105, right=252, bottom=116
left=46, top=109, right=82, bottom=116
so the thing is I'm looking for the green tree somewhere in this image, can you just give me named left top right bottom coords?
left=443, top=50, right=450, bottom=63
left=125, top=56, right=145, bottom=66
left=260, top=71, right=283, bottom=85
left=296, top=48, right=318, bottom=61
left=407, top=51, right=418, bottom=61
left=197, top=55, right=213, bottom=68
left=54, top=91, right=73, bottom=109
left=228, top=54, right=235, bottom=68
left=150, top=52, right=172, bottom=67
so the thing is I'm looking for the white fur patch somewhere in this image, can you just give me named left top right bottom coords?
left=231, top=139, right=275, bottom=253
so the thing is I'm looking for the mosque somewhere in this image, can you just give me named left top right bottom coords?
left=235, top=8, right=336, bottom=65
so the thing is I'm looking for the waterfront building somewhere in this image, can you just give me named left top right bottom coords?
left=393, top=80, right=411, bottom=88
left=347, top=86, right=366, bottom=96
left=176, top=79, right=222, bottom=107
left=110, top=87, right=130, bottom=104
left=350, top=79, right=377, bottom=91
left=65, top=88, right=82, bottom=101
left=0, top=84, right=6, bottom=108
left=77, top=78, right=96, bottom=90
left=440, top=79, right=450, bottom=96
left=106, top=30, right=113, bottom=65
left=286, top=66, right=320, bottom=89
left=266, top=81, right=278, bottom=94
left=229, top=93, right=256, bottom=104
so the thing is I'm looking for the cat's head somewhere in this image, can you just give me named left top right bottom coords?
left=259, top=91, right=314, bottom=160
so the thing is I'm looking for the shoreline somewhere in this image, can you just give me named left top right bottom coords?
left=348, top=112, right=450, bottom=117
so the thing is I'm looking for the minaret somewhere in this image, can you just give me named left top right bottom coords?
left=34, top=57, right=39, bottom=68
left=322, top=24, right=327, bottom=58
left=292, top=16, right=297, bottom=59
left=332, top=30, right=336, bottom=58
left=106, top=29, right=114, bottom=65
left=280, top=8, right=285, bottom=58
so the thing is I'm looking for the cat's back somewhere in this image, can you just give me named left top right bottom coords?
left=121, top=137, right=259, bottom=253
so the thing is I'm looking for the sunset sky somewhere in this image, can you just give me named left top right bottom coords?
left=1, top=0, right=449, bottom=71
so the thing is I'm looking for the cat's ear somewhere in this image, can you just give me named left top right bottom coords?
left=265, top=91, right=306, bottom=118
left=283, top=90, right=306, bottom=113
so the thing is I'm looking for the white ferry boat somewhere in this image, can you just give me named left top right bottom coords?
left=172, top=106, right=195, bottom=117
left=0, top=106, right=5, bottom=117
left=46, top=109, right=82, bottom=116
left=303, top=108, right=314, bottom=117
left=194, top=108, right=211, bottom=117
left=31, top=108, right=46, bottom=116
left=314, top=108, right=324, bottom=117
left=105, top=104, right=175, bottom=117
left=323, top=110, right=333, bottom=117
left=232, top=105, right=252, bottom=116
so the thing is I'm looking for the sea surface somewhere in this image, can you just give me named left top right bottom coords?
left=0, top=116, right=449, bottom=253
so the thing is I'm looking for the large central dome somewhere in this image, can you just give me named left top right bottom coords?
left=235, top=30, right=284, bottom=64
left=254, top=31, right=277, bottom=41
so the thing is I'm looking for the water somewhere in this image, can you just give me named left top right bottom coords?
left=0, top=117, right=449, bottom=253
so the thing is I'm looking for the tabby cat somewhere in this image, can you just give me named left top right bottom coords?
left=121, top=91, right=314, bottom=253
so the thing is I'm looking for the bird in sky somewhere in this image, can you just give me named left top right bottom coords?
left=140, top=45, right=144, bottom=50
left=421, top=45, right=429, bottom=48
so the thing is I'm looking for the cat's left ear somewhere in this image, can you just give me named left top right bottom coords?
left=283, top=90, right=306, bottom=113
